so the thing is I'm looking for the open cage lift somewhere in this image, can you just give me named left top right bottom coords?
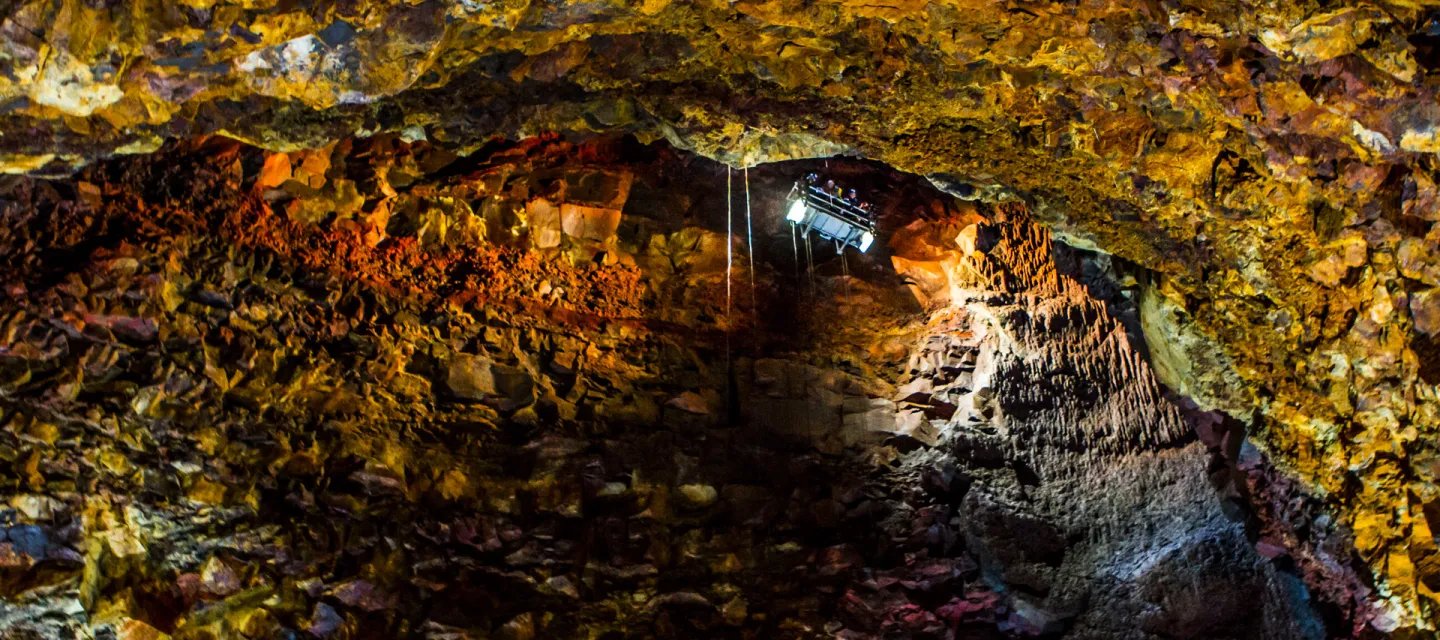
left=786, top=182, right=876, bottom=253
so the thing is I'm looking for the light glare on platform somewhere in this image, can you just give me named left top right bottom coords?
left=786, top=199, right=807, bottom=223
left=859, top=231, right=874, bottom=253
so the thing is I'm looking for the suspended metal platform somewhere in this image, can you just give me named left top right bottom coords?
left=786, top=183, right=875, bottom=253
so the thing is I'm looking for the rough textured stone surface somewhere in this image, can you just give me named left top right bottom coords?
left=0, top=134, right=1339, bottom=637
left=6, top=6, right=1440, bottom=631
left=885, top=208, right=1329, bottom=637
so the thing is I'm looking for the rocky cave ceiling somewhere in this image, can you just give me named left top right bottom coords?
left=4, top=0, right=1440, bottom=637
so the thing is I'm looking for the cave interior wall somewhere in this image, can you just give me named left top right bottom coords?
left=0, top=132, right=1357, bottom=640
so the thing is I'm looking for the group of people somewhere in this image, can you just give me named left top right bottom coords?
left=804, top=173, right=874, bottom=219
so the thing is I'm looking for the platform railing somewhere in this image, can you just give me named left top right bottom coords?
left=802, top=186, right=875, bottom=231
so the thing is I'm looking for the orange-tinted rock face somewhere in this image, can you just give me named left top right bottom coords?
left=5, top=0, right=1440, bottom=633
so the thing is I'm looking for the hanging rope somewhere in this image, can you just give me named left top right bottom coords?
left=790, top=222, right=800, bottom=291
left=839, top=242, right=852, bottom=310
left=725, top=167, right=733, bottom=423
left=804, top=232, right=816, bottom=298
left=744, top=167, right=755, bottom=318
left=725, top=166, right=733, bottom=329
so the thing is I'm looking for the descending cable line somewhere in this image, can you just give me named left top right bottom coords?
left=744, top=166, right=755, bottom=319
left=840, top=243, right=851, bottom=308
left=725, top=166, right=733, bottom=422
left=803, top=231, right=811, bottom=297
left=810, top=235, right=817, bottom=296
left=790, top=222, right=800, bottom=290
left=726, top=166, right=733, bottom=327
left=804, top=233, right=815, bottom=297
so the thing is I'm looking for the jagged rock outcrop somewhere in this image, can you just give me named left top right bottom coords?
left=886, top=206, right=1338, bottom=637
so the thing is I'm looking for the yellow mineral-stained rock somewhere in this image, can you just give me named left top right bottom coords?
left=10, top=0, right=1440, bottom=631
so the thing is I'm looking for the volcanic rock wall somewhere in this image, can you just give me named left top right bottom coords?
left=885, top=207, right=1339, bottom=638
left=7, top=1, right=1440, bottom=631
left=0, top=134, right=1335, bottom=638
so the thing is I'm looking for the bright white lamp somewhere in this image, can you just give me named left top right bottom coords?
left=858, top=231, right=874, bottom=253
left=786, top=199, right=807, bottom=223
